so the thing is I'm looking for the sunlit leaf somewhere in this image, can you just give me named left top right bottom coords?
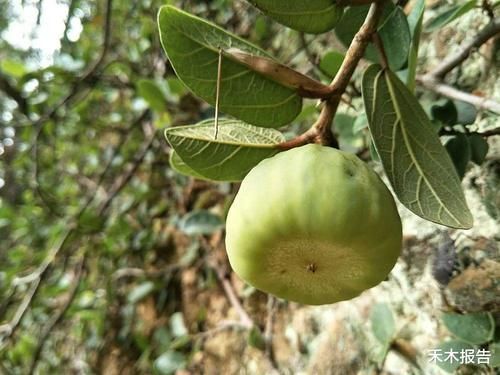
left=165, top=118, right=285, bottom=181
left=179, top=210, right=224, bottom=235
left=247, top=0, right=344, bottom=34
left=157, top=6, right=302, bottom=127
left=362, top=64, right=473, bottom=229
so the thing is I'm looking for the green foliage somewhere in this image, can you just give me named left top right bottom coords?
left=442, top=312, right=495, bottom=345
left=335, top=4, right=411, bottom=70
left=362, top=65, right=473, bottom=229
left=157, top=6, right=302, bottom=127
left=370, top=303, right=396, bottom=346
left=247, top=0, right=344, bottom=34
left=165, top=119, right=285, bottom=181
left=179, top=210, right=224, bottom=235
left=319, top=50, right=345, bottom=78
left=426, top=0, right=477, bottom=31
left=445, top=134, right=471, bottom=179
left=435, top=340, right=475, bottom=373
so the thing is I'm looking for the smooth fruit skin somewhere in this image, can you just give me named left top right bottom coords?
left=225, top=144, right=402, bottom=305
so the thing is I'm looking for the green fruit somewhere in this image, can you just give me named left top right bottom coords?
left=225, top=144, right=402, bottom=305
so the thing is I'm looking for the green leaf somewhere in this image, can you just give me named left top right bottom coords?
left=442, top=312, right=495, bottom=345
left=165, top=119, right=285, bottom=181
left=377, top=7, right=411, bottom=71
left=0, top=59, right=27, bottom=78
left=468, top=134, right=489, bottom=165
left=128, top=281, right=155, bottom=304
left=435, top=340, right=474, bottom=373
left=370, top=303, right=396, bottom=345
left=455, top=100, right=477, bottom=125
left=490, top=342, right=500, bottom=368
left=157, top=6, right=302, bottom=127
left=445, top=134, right=471, bottom=179
left=169, top=151, right=211, bottom=180
left=247, top=0, right=344, bottom=34
left=335, top=4, right=410, bottom=70
left=319, top=50, right=344, bottom=78
left=426, top=0, right=477, bottom=31
left=362, top=64, right=473, bottom=229
left=179, top=210, right=224, bottom=235
left=431, top=99, right=457, bottom=126
left=406, top=0, right=425, bottom=91
left=154, top=351, right=186, bottom=375
left=136, top=79, right=167, bottom=112
left=248, top=326, right=266, bottom=350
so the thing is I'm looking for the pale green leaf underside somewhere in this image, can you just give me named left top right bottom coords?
left=166, top=119, right=285, bottom=181
left=169, top=152, right=211, bottom=181
left=157, top=6, right=302, bottom=127
left=247, top=0, right=343, bottom=34
left=362, top=65, right=473, bottom=229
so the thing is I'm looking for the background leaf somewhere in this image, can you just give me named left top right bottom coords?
left=468, top=134, right=489, bottom=165
left=406, top=0, right=425, bottom=91
left=136, top=79, right=167, bottom=112
left=445, top=134, right=471, bottom=179
left=442, top=312, right=495, bottom=345
left=165, top=119, right=285, bottom=181
left=362, top=64, right=473, bottom=229
left=319, top=50, right=344, bottom=78
left=370, top=303, right=396, bottom=345
left=247, top=0, right=344, bottom=34
left=158, top=6, right=302, bottom=127
left=179, top=210, right=224, bottom=235
left=435, top=340, right=475, bottom=373
left=426, top=0, right=477, bottom=31
left=335, top=4, right=410, bottom=70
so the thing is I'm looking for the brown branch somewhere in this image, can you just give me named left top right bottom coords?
left=426, top=19, right=500, bottom=80
left=214, top=268, right=253, bottom=329
left=28, top=254, right=86, bottom=374
left=279, top=1, right=385, bottom=149
left=417, top=75, right=500, bottom=115
left=372, top=32, right=389, bottom=69
left=0, top=71, right=29, bottom=116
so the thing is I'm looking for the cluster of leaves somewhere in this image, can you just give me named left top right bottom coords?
left=157, top=0, right=499, bottom=230
left=0, top=0, right=498, bottom=373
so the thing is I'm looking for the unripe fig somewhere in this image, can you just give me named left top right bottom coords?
left=225, top=144, right=402, bottom=305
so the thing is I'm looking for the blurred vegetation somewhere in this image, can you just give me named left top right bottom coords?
left=0, top=0, right=499, bottom=374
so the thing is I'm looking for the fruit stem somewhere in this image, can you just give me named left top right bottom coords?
left=278, top=1, right=385, bottom=150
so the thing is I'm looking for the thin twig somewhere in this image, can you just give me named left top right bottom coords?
left=426, top=19, right=500, bottom=80
left=0, top=227, right=75, bottom=347
left=28, top=253, right=86, bottom=374
left=0, top=71, right=29, bottom=116
left=212, top=265, right=253, bottom=329
left=279, top=1, right=385, bottom=148
left=98, top=123, right=156, bottom=215
left=417, top=75, right=500, bottom=115
left=214, top=48, right=222, bottom=140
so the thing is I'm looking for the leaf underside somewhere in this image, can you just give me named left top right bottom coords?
left=247, top=0, right=344, bottom=34
left=166, top=119, right=285, bottom=182
left=362, top=64, right=473, bottom=229
left=157, top=6, right=302, bottom=127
